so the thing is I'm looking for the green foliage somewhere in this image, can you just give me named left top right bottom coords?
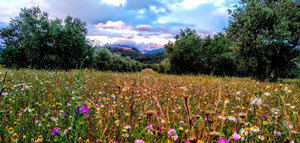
left=93, top=48, right=143, bottom=72
left=164, top=28, right=237, bottom=76
left=0, top=7, right=93, bottom=70
left=226, top=0, right=300, bottom=81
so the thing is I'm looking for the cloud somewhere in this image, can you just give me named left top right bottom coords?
left=135, top=25, right=152, bottom=31
left=101, top=0, right=126, bottom=7
left=95, top=21, right=129, bottom=29
left=0, top=0, right=239, bottom=50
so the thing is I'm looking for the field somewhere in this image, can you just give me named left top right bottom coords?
left=0, top=68, right=299, bottom=143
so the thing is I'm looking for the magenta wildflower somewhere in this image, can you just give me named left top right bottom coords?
left=218, top=137, right=230, bottom=143
left=52, top=127, right=60, bottom=136
left=79, top=105, right=89, bottom=114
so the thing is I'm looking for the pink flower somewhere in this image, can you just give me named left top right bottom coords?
left=147, top=124, right=153, bottom=132
left=232, top=132, right=240, bottom=140
left=273, top=130, right=282, bottom=136
left=171, top=135, right=178, bottom=141
left=194, top=94, right=197, bottom=97
left=168, top=129, right=176, bottom=135
left=218, top=137, right=230, bottom=143
left=135, top=139, right=144, bottom=143
left=153, top=101, right=156, bottom=105
left=289, top=125, right=293, bottom=129
left=185, top=141, right=191, bottom=143
left=180, top=121, right=185, bottom=124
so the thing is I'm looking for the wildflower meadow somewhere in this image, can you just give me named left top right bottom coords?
left=0, top=68, right=299, bottom=143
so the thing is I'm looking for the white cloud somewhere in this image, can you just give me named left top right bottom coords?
left=95, top=21, right=129, bottom=29
left=101, top=0, right=126, bottom=7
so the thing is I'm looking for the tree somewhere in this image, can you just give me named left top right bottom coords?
left=164, top=28, right=237, bottom=76
left=226, top=0, right=300, bottom=81
left=0, top=7, right=93, bottom=70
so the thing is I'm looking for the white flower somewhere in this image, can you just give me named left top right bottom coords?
left=218, top=115, right=226, bottom=120
left=250, top=98, right=262, bottom=107
left=264, top=92, right=270, bottom=96
left=258, top=135, right=265, bottom=141
left=236, top=91, right=241, bottom=95
left=124, top=125, right=131, bottom=130
left=290, top=106, right=295, bottom=109
left=250, top=125, right=260, bottom=132
left=227, top=115, right=237, bottom=122
left=122, top=133, right=129, bottom=137
left=224, top=98, right=230, bottom=104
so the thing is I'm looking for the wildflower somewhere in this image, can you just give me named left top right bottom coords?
left=264, top=92, right=270, bottom=96
left=228, top=115, right=237, bottom=122
left=52, top=127, right=60, bottom=136
left=1, top=92, right=8, bottom=96
left=238, top=112, right=247, bottom=118
left=290, top=106, right=295, bottom=109
left=291, top=130, right=298, bottom=134
left=79, top=105, right=89, bottom=114
left=180, top=121, right=185, bottom=124
left=12, top=133, right=18, bottom=142
left=236, top=91, right=241, bottom=95
left=218, top=115, right=226, bottom=120
left=232, top=132, right=240, bottom=140
left=250, top=98, right=262, bottom=107
left=168, top=129, right=176, bottom=135
left=124, top=125, right=131, bottom=130
left=240, top=127, right=250, bottom=136
left=273, top=130, right=282, bottom=136
left=179, top=127, right=183, bottom=131
left=115, top=120, right=120, bottom=126
left=51, top=117, right=58, bottom=122
left=24, top=107, right=32, bottom=113
left=161, top=119, right=166, bottom=124
left=8, top=127, right=14, bottom=134
left=135, top=139, right=144, bottom=143
left=258, top=135, right=265, bottom=141
left=218, top=137, right=230, bottom=143
left=171, top=135, right=178, bottom=141
left=185, top=141, right=190, bottom=143
left=250, top=125, right=260, bottom=132
left=289, top=125, right=293, bottom=129
left=225, top=98, right=230, bottom=104
left=122, top=133, right=129, bottom=137
left=239, top=133, right=245, bottom=140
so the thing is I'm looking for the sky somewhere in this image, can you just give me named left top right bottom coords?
left=0, top=0, right=239, bottom=51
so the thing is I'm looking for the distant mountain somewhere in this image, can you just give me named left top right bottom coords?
left=99, top=44, right=166, bottom=64
left=143, top=48, right=164, bottom=55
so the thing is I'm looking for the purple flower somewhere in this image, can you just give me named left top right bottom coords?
left=52, top=127, right=60, bottom=136
left=79, top=105, right=89, bottom=114
left=34, top=118, right=39, bottom=122
left=153, top=101, right=156, bottom=105
left=194, top=94, right=196, bottom=97
left=75, top=107, right=80, bottom=113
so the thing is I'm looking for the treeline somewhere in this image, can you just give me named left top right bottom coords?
left=0, top=7, right=143, bottom=72
left=107, top=46, right=166, bottom=64
left=153, top=0, right=300, bottom=81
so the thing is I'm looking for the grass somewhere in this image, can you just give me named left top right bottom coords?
left=0, top=68, right=299, bottom=142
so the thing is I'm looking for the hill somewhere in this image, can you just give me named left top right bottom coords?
left=100, top=45, right=166, bottom=64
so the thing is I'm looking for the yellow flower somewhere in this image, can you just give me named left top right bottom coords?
left=8, top=127, right=14, bottom=134
left=179, top=127, right=183, bottom=131
left=115, top=120, right=120, bottom=126
left=197, top=140, right=203, bottom=143
left=125, top=113, right=130, bottom=116
left=12, top=133, right=18, bottom=138
left=263, top=121, right=269, bottom=125
left=167, top=140, right=171, bottom=143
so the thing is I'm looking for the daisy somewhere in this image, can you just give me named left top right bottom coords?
left=240, top=127, right=250, bottom=136
left=250, top=98, right=262, bottom=107
left=24, top=107, right=32, bottom=113
left=224, top=98, right=230, bottom=104
left=124, top=125, right=131, bottom=130
left=250, top=125, right=260, bottom=133
left=236, top=91, right=241, bottom=95
left=218, top=115, right=226, bottom=120
left=258, top=135, right=265, bottom=141
left=122, top=133, right=129, bottom=137
left=264, top=92, right=270, bottom=96
left=228, top=115, right=237, bottom=122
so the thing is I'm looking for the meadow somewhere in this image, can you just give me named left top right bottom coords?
left=0, top=68, right=299, bottom=143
